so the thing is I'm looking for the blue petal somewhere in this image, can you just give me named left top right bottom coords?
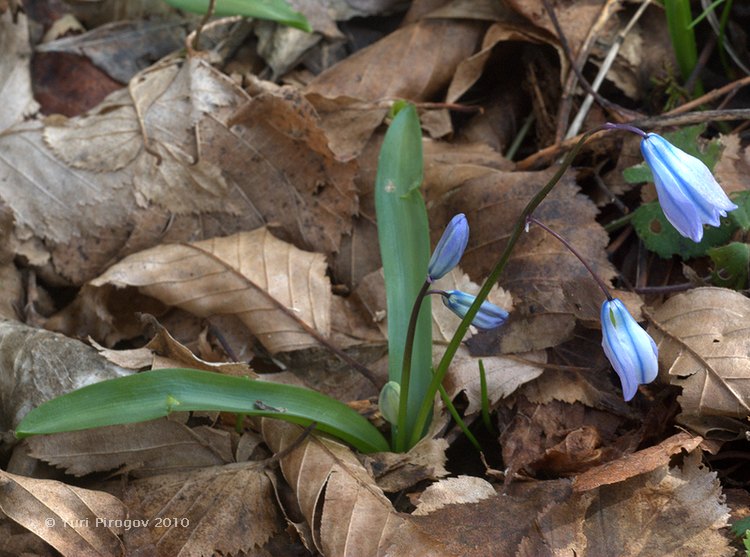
left=442, top=290, right=508, bottom=330
left=600, top=299, right=659, bottom=401
left=428, top=214, right=469, bottom=281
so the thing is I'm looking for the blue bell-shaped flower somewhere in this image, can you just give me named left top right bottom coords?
left=640, top=133, right=737, bottom=242
left=428, top=214, right=469, bottom=282
left=600, top=298, right=659, bottom=401
left=441, top=290, right=508, bottom=330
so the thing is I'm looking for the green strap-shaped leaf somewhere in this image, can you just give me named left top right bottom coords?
left=164, top=0, right=312, bottom=32
left=15, top=369, right=388, bottom=454
left=375, top=103, right=432, bottom=446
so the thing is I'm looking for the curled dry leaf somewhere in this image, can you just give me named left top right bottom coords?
left=123, top=462, right=284, bottom=557
left=648, top=287, right=750, bottom=419
left=0, top=320, right=132, bottom=431
left=90, top=228, right=331, bottom=355
left=261, top=419, right=449, bottom=556
left=26, top=420, right=233, bottom=478
left=412, top=475, right=496, bottom=516
left=0, top=470, right=126, bottom=557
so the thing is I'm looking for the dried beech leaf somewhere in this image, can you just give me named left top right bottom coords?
left=519, top=452, right=732, bottom=557
left=261, top=419, right=449, bottom=556
left=26, top=420, right=233, bottom=477
left=0, top=11, right=38, bottom=131
left=648, top=287, right=750, bottom=418
left=306, top=19, right=485, bottom=102
left=90, top=228, right=331, bottom=354
left=123, top=462, right=284, bottom=557
left=412, top=475, right=496, bottom=515
left=0, top=320, right=132, bottom=431
left=0, top=470, right=126, bottom=557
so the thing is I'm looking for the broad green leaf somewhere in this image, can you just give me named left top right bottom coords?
left=163, top=0, right=311, bottom=32
left=729, top=191, right=750, bottom=231
left=631, top=201, right=734, bottom=259
left=15, top=369, right=389, bottom=454
left=709, top=242, right=750, bottom=290
left=375, top=103, right=432, bottom=448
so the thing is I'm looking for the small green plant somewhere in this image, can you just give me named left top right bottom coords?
left=664, top=0, right=704, bottom=97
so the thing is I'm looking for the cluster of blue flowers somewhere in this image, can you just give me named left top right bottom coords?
left=431, top=131, right=736, bottom=402
left=428, top=214, right=508, bottom=330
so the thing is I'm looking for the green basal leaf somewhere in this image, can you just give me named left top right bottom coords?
left=374, top=103, right=432, bottom=448
left=731, top=515, right=750, bottom=538
left=163, top=0, right=311, bottom=32
left=709, top=242, right=750, bottom=290
left=623, top=125, right=721, bottom=184
left=15, top=369, right=389, bottom=454
left=729, top=191, right=750, bottom=231
left=631, top=201, right=735, bottom=259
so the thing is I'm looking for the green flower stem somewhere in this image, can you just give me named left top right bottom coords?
left=408, top=128, right=601, bottom=448
left=395, top=280, right=431, bottom=451
left=479, top=360, right=494, bottom=434
left=604, top=212, right=635, bottom=232
left=437, top=383, right=481, bottom=452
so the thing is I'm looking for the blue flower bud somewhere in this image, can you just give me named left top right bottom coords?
left=640, top=133, right=737, bottom=242
left=441, top=290, right=508, bottom=330
left=600, top=298, right=658, bottom=401
left=428, top=214, right=469, bottom=282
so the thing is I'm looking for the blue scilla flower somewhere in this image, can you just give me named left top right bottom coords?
left=640, top=133, right=737, bottom=242
left=600, top=298, right=658, bottom=401
left=428, top=214, right=469, bottom=282
left=441, top=290, right=508, bottom=330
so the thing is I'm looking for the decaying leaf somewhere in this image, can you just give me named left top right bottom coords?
left=0, top=320, right=132, bottom=431
left=26, top=420, right=233, bottom=478
left=412, top=475, right=496, bottom=515
left=520, top=451, right=732, bottom=557
left=261, top=419, right=449, bottom=556
left=0, top=470, right=127, bottom=557
left=123, top=462, right=284, bottom=557
left=0, top=10, right=37, bottom=132
left=89, top=228, right=331, bottom=355
left=649, top=287, right=750, bottom=419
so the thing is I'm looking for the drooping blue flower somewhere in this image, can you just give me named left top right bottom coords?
left=600, top=298, right=659, bottom=401
left=428, top=214, right=469, bottom=282
left=441, top=290, right=508, bottom=330
left=640, top=133, right=737, bottom=242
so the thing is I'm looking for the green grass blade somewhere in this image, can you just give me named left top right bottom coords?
left=375, top=103, right=432, bottom=449
left=15, top=369, right=388, bottom=454
left=664, top=0, right=703, bottom=95
left=164, top=0, right=312, bottom=32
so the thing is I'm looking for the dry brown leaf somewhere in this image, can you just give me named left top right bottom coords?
left=0, top=321, right=133, bottom=431
left=412, top=475, right=496, bottom=515
left=573, top=432, right=703, bottom=492
left=0, top=11, right=37, bottom=132
left=0, top=470, right=126, bottom=557
left=26, top=420, right=233, bottom=478
left=648, top=287, right=750, bottom=418
left=123, top=462, right=284, bottom=557
left=305, top=18, right=485, bottom=102
left=261, top=419, right=450, bottom=556
left=714, top=134, right=750, bottom=195
left=202, top=83, right=358, bottom=255
left=427, top=168, right=615, bottom=352
left=90, top=228, right=331, bottom=355
left=0, top=519, right=52, bottom=556
left=363, top=434, right=449, bottom=493
left=519, top=452, right=732, bottom=557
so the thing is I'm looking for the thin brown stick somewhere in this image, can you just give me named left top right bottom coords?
left=664, top=75, right=750, bottom=116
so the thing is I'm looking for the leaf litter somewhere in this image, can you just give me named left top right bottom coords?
left=2, top=0, right=750, bottom=555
